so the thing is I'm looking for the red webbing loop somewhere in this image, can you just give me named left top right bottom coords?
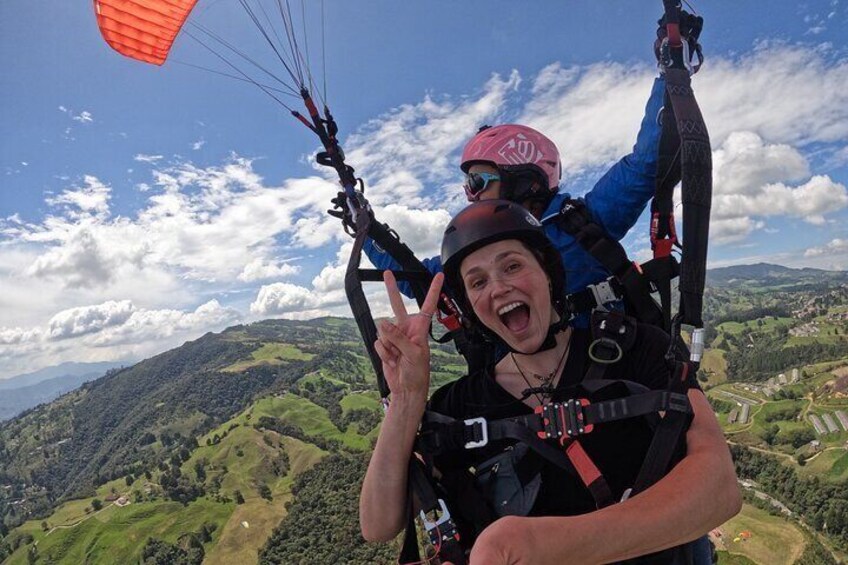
left=565, top=441, right=603, bottom=487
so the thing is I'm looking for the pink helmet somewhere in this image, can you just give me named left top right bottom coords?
left=460, top=124, right=562, bottom=194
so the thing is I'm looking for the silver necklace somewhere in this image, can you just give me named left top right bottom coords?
left=511, top=333, right=571, bottom=405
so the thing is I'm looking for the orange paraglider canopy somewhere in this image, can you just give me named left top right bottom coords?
left=94, top=0, right=199, bottom=65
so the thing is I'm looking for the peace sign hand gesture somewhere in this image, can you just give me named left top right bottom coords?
left=374, top=270, right=444, bottom=403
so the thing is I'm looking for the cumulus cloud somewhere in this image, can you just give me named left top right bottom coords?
left=26, top=229, right=117, bottom=288
left=695, top=43, right=848, bottom=148
left=520, top=62, right=657, bottom=177
left=805, top=238, right=848, bottom=258
left=709, top=132, right=848, bottom=242
left=47, top=300, right=135, bottom=340
left=238, top=258, right=300, bottom=282
left=250, top=282, right=326, bottom=315
left=0, top=327, right=43, bottom=345
left=376, top=205, right=452, bottom=259
left=0, top=300, right=240, bottom=379
left=44, top=175, right=111, bottom=220
left=87, top=299, right=240, bottom=346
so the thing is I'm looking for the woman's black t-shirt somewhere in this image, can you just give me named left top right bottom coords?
left=426, top=323, right=700, bottom=543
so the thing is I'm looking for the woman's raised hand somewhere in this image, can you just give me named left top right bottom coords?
left=374, top=270, right=444, bottom=402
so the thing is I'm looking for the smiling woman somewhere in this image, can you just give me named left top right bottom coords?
left=359, top=199, right=742, bottom=564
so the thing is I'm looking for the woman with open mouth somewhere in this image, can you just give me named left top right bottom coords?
left=360, top=199, right=740, bottom=565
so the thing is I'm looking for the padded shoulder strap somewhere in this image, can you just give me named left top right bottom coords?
left=555, top=200, right=664, bottom=327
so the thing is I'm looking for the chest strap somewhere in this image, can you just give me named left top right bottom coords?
left=417, top=387, right=691, bottom=509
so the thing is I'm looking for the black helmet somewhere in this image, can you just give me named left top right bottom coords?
left=441, top=200, right=567, bottom=350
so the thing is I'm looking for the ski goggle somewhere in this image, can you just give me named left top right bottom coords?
left=464, top=172, right=501, bottom=200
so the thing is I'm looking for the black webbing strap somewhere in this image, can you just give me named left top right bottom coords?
left=418, top=412, right=615, bottom=508
left=554, top=201, right=664, bottom=327
left=631, top=360, right=694, bottom=496
left=667, top=68, right=711, bottom=329
left=401, top=458, right=466, bottom=565
left=345, top=213, right=429, bottom=397
left=346, top=214, right=473, bottom=397
left=417, top=386, right=692, bottom=511
left=567, top=277, right=625, bottom=315
left=654, top=1, right=712, bottom=331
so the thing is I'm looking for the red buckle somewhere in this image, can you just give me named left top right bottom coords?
left=535, top=399, right=593, bottom=444
left=436, top=293, right=462, bottom=331
left=653, top=238, right=675, bottom=259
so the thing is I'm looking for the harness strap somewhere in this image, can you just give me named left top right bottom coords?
left=666, top=68, right=712, bottom=330
left=631, top=361, right=694, bottom=496
left=401, top=457, right=466, bottom=565
left=554, top=200, right=664, bottom=327
left=417, top=386, right=691, bottom=508
left=567, top=277, right=625, bottom=315
left=347, top=215, right=484, bottom=396
left=565, top=441, right=614, bottom=508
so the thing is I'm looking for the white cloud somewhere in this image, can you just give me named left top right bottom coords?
left=47, top=300, right=135, bottom=340
left=44, top=175, right=111, bottom=220
left=0, top=327, right=43, bottom=345
left=238, top=258, right=300, bottom=282
left=695, top=43, right=848, bottom=148
left=712, top=132, right=810, bottom=197
left=250, top=282, right=325, bottom=315
left=134, top=154, right=164, bottom=163
left=191, top=139, right=206, bottom=150
left=520, top=61, right=657, bottom=177
left=376, top=204, right=452, bottom=259
left=710, top=218, right=767, bottom=246
left=709, top=133, right=848, bottom=243
left=805, top=238, right=848, bottom=257
left=26, top=228, right=117, bottom=288
left=0, top=300, right=240, bottom=379
left=72, top=111, right=93, bottom=123
left=87, top=299, right=240, bottom=346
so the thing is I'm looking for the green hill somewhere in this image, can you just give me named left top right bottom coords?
left=0, top=318, right=413, bottom=563
left=0, top=362, right=397, bottom=563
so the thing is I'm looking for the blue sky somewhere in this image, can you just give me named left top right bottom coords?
left=2, top=1, right=848, bottom=379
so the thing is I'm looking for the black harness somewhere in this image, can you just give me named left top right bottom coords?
left=409, top=312, right=694, bottom=563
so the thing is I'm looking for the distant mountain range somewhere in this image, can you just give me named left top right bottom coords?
left=707, top=262, right=848, bottom=288
left=0, top=361, right=128, bottom=391
left=0, top=361, right=128, bottom=421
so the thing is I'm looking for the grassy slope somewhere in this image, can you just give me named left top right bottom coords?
left=7, top=498, right=233, bottom=565
left=701, top=348, right=728, bottom=388
left=222, top=342, right=314, bottom=373
left=714, top=503, right=806, bottom=565
left=4, top=386, right=378, bottom=565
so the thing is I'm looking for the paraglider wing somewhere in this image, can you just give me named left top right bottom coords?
left=94, top=0, right=199, bottom=65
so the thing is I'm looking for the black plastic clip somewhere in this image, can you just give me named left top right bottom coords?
left=535, top=399, right=594, bottom=443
